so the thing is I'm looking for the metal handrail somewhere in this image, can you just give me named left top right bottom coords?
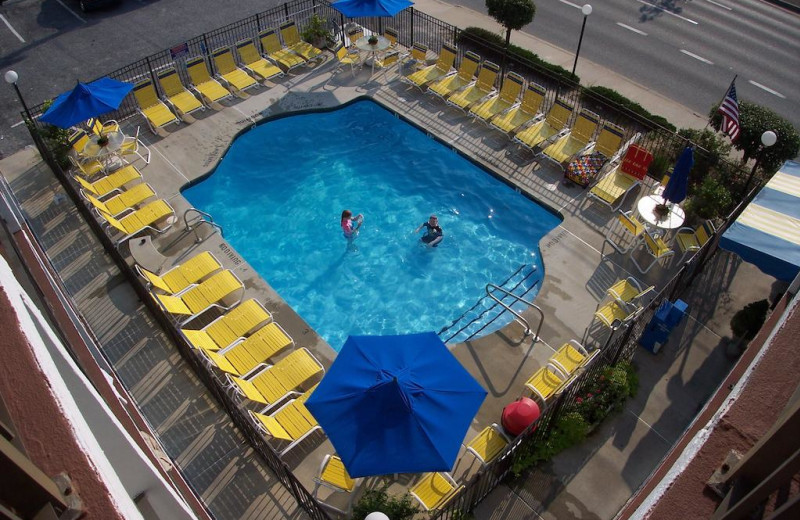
left=485, top=283, right=544, bottom=340
left=183, top=208, right=223, bottom=242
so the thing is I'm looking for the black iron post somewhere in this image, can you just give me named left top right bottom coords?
left=571, top=5, right=592, bottom=76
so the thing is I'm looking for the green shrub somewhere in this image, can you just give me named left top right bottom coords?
left=572, top=362, right=637, bottom=424
left=512, top=411, right=588, bottom=476
left=730, top=300, right=769, bottom=341
left=582, top=86, right=676, bottom=132
left=648, top=153, right=672, bottom=178
left=459, top=27, right=578, bottom=84
left=351, top=488, right=419, bottom=520
left=684, top=176, right=733, bottom=221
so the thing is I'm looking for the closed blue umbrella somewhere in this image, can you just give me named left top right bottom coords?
left=40, top=77, right=133, bottom=128
left=332, top=0, right=413, bottom=17
left=662, top=145, right=694, bottom=204
left=305, top=332, right=486, bottom=477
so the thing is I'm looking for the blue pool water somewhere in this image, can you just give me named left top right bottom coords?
left=183, top=100, right=560, bottom=350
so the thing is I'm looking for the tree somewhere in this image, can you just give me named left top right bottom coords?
left=486, top=0, right=536, bottom=48
left=709, top=101, right=800, bottom=175
left=486, top=0, right=536, bottom=80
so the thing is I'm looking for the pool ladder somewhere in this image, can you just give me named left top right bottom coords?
left=484, top=283, right=544, bottom=341
left=183, top=208, right=224, bottom=243
left=439, top=265, right=543, bottom=343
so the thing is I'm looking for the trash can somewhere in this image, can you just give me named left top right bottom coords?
left=639, top=299, right=688, bottom=354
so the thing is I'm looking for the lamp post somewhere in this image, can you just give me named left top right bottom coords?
left=571, top=4, right=593, bottom=76
left=742, top=130, right=777, bottom=195
left=4, top=70, right=34, bottom=125
left=364, top=513, right=390, bottom=520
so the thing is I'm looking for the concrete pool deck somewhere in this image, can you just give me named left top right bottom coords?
left=0, top=39, right=780, bottom=520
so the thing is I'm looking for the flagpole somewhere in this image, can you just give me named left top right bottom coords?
left=704, top=74, right=737, bottom=131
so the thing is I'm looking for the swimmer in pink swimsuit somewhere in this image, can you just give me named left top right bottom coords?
left=340, top=210, right=363, bottom=239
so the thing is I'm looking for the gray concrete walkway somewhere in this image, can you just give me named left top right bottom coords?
left=0, top=3, right=782, bottom=519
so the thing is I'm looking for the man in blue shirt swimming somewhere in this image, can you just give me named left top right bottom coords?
left=415, top=215, right=443, bottom=247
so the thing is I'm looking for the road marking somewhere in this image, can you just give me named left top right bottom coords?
left=558, top=0, right=583, bottom=9
left=634, top=0, right=698, bottom=25
left=748, top=80, right=786, bottom=99
left=0, top=14, right=26, bottom=43
left=54, top=0, right=87, bottom=24
left=616, top=22, right=648, bottom=36
left=705, top=0, right=733, bottom=10
left=680, top=49, right=714, bottom=64
left=11, top=120, right=25, bottom=128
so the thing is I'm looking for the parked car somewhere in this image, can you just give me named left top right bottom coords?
left=76, top=0, right=122, bottom=12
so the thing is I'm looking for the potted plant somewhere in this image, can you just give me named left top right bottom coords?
left=301, top=14, right=331, bottom=49
left=730, top=299, right=769, bottom=347
left=96, top=133, right=109, bottom=147
left=653, top=202, right=670, bottom=221
left=368, top=34, right=379, bottom=45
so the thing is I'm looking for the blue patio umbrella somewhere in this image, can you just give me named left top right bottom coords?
left=332, top=0, right=413, bottom=17
left=662, top=145, right=694, bottom=204
left=39, top=77, right=133, bottom=129
left=305, top=332, right=487, bottom=478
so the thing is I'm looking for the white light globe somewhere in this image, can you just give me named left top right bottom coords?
left=5, top=70, right=19, bottom=84
left=365, top=513, right=390, bottom=520
left=582, top=4, right=593, bottom=16
left=761, top=130, right=777, bottom=147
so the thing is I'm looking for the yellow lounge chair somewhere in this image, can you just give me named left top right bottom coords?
left=630, top=229, right=675, bottom=273
left=259, top=28, right=307, bottom=71
left=69, top=129, right=90, bottom=157
left=236, top=39, right=283, bottom=82
left=606, top=277, right=654, bottom=307
left=672, top=220, right=716, bottom=263
left=587, top=144, right=653, bottom=210
left=132, top=80, right=180, bottom=134
left=491, top=82, right=546, bottom=135
left=181, top=298, right=272, bottom=352
left=201, top=321, right=294, bottom=378
left=524, top=364, right=565, bottom=406
left=157, top=67, right=204, bottom=119
left=88, top=117, right=120, bottom=135
left=594, top=299, right=636, bottom=329
left=154, top=270, right=243, bottom=325
left=212, top=47, right=259, bottom=93
left=331, top=44, right=361, bottom=78
left=227, top=347, right=324, bottom=410
left=186, top=56, right=233, bottom=105
left=404, top=41, right=428, bottom=70
left=73, top=164, right=142, bottom=199
left=371, top=50, right=400, bottom=81
left=84, top=182, right=155, bottom=217
left=248, top=385, right=321, bottom=457
left=540, top=109, right=600, bottom=168
left=446, top=60, right=500, bottom=112
left=603, top=210, right=646, bottom=254
left=403, top=43, right=457, bottom=90
left=99, top=199, right=175, bottom=248
left=280, top=20, right=322, bottom=61
left=514, top=99, right=573, bottom=151
left=593, top=122, right=626, bottom=159
left=346, top=27, right=363, bottom=49
left=136, top=251, right=222, bottom=295
left=70, top=154, right=105, bottom=178
left=427, top=51, right=480, bottom=100
left=313, top=454, right=358, bottom=515
left=410, top=472, right=463, bottom=511
left=383, top=27, right=399, bottom=49
left=464, top=423, right=510, bottom=466
left=549, top=340, right=592, bottom=379
left=469, top=72, right=525, bottom=124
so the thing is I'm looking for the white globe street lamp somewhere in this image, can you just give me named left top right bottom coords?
left=572, top=5, right=593, bottom=76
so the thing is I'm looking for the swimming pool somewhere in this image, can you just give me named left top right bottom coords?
left=183, top=100, right=561, bottom=350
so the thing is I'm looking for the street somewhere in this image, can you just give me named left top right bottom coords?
left=455, top=0, right=800, bottom=131
left=0, top=0, right=798, bottom=159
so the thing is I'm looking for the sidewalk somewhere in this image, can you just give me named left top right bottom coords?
left=413, top=0, right=710, bottom=131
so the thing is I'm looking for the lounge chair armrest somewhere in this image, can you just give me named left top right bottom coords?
left=568, top=339, right=589, bottom=357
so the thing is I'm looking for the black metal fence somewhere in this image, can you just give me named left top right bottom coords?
left=16, top=0, right=759, bottom=518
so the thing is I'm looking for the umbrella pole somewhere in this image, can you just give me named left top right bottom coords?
left=340, top=14, right=346, bottom=45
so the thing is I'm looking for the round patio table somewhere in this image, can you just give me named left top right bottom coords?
left=355, top=35, right=391, bottom=75
left=637, top=194, right=686, bottom=231
left=83, top=131, right=125, bottom=171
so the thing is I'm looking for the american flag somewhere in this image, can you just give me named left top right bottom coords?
left=718, top=81, right=740, bottom=141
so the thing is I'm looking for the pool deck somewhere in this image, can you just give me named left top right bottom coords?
left=0, top=34, right=780, bottom=520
